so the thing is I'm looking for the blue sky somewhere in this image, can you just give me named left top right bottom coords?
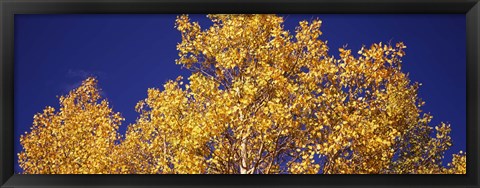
left=14, top=14, right=466, bottom=174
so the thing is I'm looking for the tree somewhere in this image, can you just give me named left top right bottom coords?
left=19, top=14, right=466, bottom=174
left=18, top=78, right=124, bottom=174
left=114, top=14, right=466, bottom=174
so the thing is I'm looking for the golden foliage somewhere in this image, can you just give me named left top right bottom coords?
left=18, top=78, right=123, bottom=174
left=18, top=14, right=466, bottom=174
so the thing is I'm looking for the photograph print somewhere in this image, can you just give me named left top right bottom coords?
left=14, top=14, right=466, bottom=174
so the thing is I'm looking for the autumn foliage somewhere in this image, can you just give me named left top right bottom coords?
left=18, top=78, right=123, bottom=174
left=18, top=14, right=466, bottom=174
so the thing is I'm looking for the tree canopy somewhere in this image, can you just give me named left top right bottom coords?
left=18, top=14, right=466, bottom=174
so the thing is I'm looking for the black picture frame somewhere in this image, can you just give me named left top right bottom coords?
left=1, top=0, right=479, bottom=187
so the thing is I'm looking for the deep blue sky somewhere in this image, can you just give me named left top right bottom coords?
left=14, top=14, right=466, bottom=174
